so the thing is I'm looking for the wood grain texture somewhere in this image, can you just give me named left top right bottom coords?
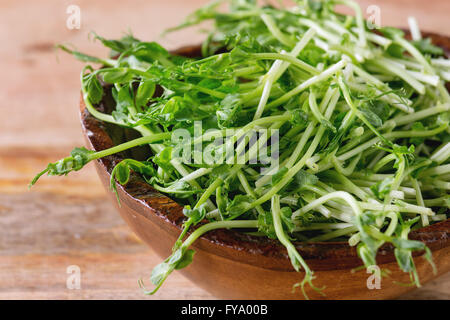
left=0, top=0, right=448, bottom=300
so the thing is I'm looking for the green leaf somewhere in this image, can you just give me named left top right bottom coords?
left=216, top=94, right=242, bottom=128
left=57, top=44, right=105, bottom=64
left=210, top=165, right=230, bottom=180
left=298, top=43, right=326, bottom=67
left=130, top=42, right=171, bottom=64
left=226, top=195, right=253, bottom=218
left=409, top=157, right=432, bottom=178
left=386, top=43, right=405, bottom=58
left=280, top=206, right=295, bottom=234
left=182, top=205, right=206, bottom=225
left=380, top=27, right=405, bottom=39
left=114, top=85, right=135, bottom=114
left=257, top=211, right=277, bottom=239
left=92, top=32, right=137, bottom=54
left=198, top=78, right=222, bottom=90
left=307, top=0, right=323, bottom=12
left=370, top=176, right=394, bottom=200
left=150, top=262, right=171, bottom=286
left=392, top=238, right=425, bottom=251
left=135, top=81, right=156, bottom=109
left=394, top=248, right=414, bottom=272
left=154, top=147, right=173, bottom=173
left=359, top=107, right=382, bottom=127
left=290, top=109, right=309, bottom=128
left=272, top=167, right=288, bottom=186
left=83, top=73, right=104, bottom=104
left=102, top=69, right=134, bottom=83
left=109, top=159, right=157, bottom=202
left=30, top=147, right=94, bottom=187
left=412, top=38, right=444, bottom=56
left=216, top=185, right=229, bottom=217
left=174, top=249, right=196, bottom=269
left=292, top=170, right=318, bottom=190
left=362, top=100, right=390, bottom=125
left=393, top=144, right=415, bottom=156
left=114, top=161, right=131, bottom=185
left=410, top=122, right=426, bottom=146
left=229, top=47, right=250, bottom=62
left=71, top=147, right=94, bottom=165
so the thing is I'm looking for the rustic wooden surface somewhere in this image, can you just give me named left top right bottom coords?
left=0, top=0, right=449, bottom=300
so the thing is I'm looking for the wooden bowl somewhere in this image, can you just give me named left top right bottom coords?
left=79, top=32, right=450, bottom=300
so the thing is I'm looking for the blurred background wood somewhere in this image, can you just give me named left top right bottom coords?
left=0, top=0, right=448, bottom=300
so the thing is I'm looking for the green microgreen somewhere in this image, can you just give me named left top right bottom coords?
left=31, top=0, right=449, bottom=299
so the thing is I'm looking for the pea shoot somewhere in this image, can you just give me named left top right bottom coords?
left=31, top=0, right=449, bottom=298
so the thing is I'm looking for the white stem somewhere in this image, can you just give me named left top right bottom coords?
left=292, top=191, right=362, bottom=220
left=408, top=17, right=422, bottom=41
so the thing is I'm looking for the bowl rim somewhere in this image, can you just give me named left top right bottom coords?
left=79, top=30, right=450, bottom=272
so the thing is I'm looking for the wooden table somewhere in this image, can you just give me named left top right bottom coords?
left=0, top=0, right=448, bottom=300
